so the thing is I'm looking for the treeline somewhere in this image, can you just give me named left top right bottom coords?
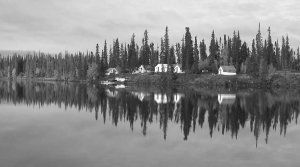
left=0, top=81, right=299, bottom=144
left=1, top=24, right=300, bottom=79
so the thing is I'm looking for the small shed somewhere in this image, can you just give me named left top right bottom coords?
left=218, top=66, right=236, bottom=75
left=173, top=64, right=183, bottom=73
left=105, top=68, right=119, bottom=75
left=138, top=65, right=146, bottom=73
left=137, top=65, right=152, bottom=73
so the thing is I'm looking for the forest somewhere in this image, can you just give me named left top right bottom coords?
left=0, top=24, right=300, bottom=81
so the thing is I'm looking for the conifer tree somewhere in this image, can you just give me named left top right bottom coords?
left=103, top=40, right=108, bottom=70
left=209, top=30, right=216, bottom=66
left=297, top=47, right=300, bottom=63
left=256, top=23, right=263, bottom=69
left=164, top=26, right=170, bottom=71
left=185, top=27, right=193, bottom=71
left=77, top=54, right=82, bottom=79
left=160, top=37, right=165, bottom=64
left=95, top=44, right=101, bottom=77
left=267, top=27, right=274, bottom=66
left=149, top=42, right=156, bottom=72
left=227, top=37, right=232, bottom=65
left=192, top=36, right=199, bottom=72
left=109, top=45, right=113, bottom=67
left=124, top=43, right=128, bottom=70
left=169, top=45, right=175, bottom=64
left=175, top=43, right=181, bottom=64
left=281, top=37, right=286, bottom=69
left=181, top=36, right=186, bottom=70
left=238, top=42, right=249, bottom=73
left=142, top=30, right=150, bottom=65
left=200, top=39, right=207, bottom=61
left=247, top=39, right=258, bottom=77
left=286, top=35, right=291, bottom=69
left=128, top=34, right=137, bottom=72
left=114, top=38, right=120, bottom=67
left=275, top=40, right=281, bottom=69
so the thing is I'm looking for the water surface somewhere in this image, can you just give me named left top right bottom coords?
left=0, top=80, right=299, bottom=167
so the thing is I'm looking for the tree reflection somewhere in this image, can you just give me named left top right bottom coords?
left=0, top=80, right=299, bottom=145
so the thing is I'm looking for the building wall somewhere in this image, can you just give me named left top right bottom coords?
left=218, top=68, right=236, bottom=75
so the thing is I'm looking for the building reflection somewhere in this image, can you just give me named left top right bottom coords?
left=0, top=80, right=299, bottom=146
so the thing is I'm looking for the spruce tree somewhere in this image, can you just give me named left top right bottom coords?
left=256, top=23, right=263, bottom=70
left=128, top=34, right=137, bottom=72
left=103, top=40, right=108, bottom=70
left=185, top=27, right=193, bottom=71
left=181, top=36, right=186, bottom=70
left=275, top=40, right=281, bottom=69
left=192, top=36, right=199, bottom=72
left=200, top=39, right=207, bottom=61
left=160, top=37, right=165, bottom=64
left=209, top=30, right=216, bottom=66
left=175, top=43, right=181, bottom=64
left=267, top=27, right=274, bottom=66
left=142, top=30, right=150, bottom=65
left=96, top=43, right=101, bottom=77
left=114, top=38, right=120, bottom=67
left=164, top=26, right=170, bottom=71
left=281, top=37, right=286, bottom=69
left=247, top=39, right=258, bottom=77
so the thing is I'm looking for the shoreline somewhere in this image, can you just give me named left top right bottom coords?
left=1, top=72, right=300, bottom=90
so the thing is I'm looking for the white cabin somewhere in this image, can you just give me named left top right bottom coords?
left=155, top=64, right=168, bottom=73
left=218, top=66, right=236, bottom=75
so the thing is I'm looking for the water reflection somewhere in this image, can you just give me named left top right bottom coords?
left=0, top=80, right=299, bottom=146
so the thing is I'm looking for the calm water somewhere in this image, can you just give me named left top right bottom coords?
left=0, top=80, right=300, bottom=167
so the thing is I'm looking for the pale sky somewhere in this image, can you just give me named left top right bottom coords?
left=0, top=0, right=299, bottom=54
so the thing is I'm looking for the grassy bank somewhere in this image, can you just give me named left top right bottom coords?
left=3, top=72, right=300, bottom=90
left=104, top=72, right=300, bottom=89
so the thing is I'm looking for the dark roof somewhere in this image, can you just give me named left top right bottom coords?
left=219, top=66, right=236, bottom=72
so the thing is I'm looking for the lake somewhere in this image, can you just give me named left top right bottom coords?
left=0, top=80, right=299, bottom=167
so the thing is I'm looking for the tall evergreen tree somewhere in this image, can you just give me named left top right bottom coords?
left=128, top=34, right=137, bottom=72
left=95, top=43, right=101, bottom=76
left=103, top=40, right=108, bottom=70
left=256, top=23, right=263, bottom=70
left=192, top=36, right=199, bottom=72
left=200, top=39, right=207, bottom=61
left=247, top=39, right=258, bottom=77
left=113, top=38, right=120, bottom=67
left=160, top=37, right=165, bottom=64
left=142, top=30, right=150, bottom=65
left=266, top=27, right=274, bottom=66
left=181, top=36, right=186, bottom=69
left=164, top=26, right=170, bottom=71
left=275, top=40, right=281, bottom=69
left=169, top=45, right=176, bottom=64
left=238, top=42, right=249, bottom=73
left=209, top=30, right=217, bottom=66
left=185, top=27, right=193, bottom=71
left=175, top=43, right=181, bottom=64
left=286, top=35, right=291, bottom=69
left=281, top=36, right=286, bottom=69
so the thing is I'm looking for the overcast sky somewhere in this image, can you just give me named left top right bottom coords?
left=0, top=0, right=299, bottom=54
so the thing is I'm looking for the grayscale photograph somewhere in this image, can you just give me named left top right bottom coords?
left=0, top=0, right=300, bottom=166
